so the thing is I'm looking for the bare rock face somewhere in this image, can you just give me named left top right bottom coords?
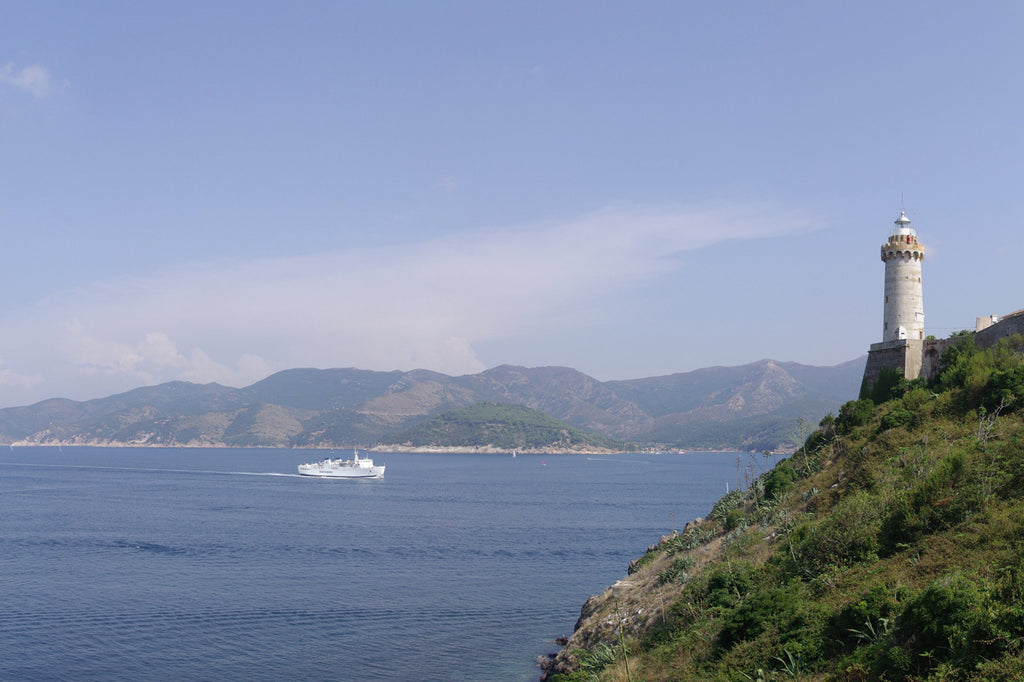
left=540, top=571, right=661, bottom=680
left=628, top=531, right=680, bottom=574
left=541, top=518, right=718, bottom=681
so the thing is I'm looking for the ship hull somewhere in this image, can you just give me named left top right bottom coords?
left=297, top=465, right=385, bottom=479
left=297, top=453, right=385, bottom=479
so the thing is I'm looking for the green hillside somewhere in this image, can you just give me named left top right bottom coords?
left=384, top=402, right=624, bottom=451
left=545, top=333, right=1024, bottom=681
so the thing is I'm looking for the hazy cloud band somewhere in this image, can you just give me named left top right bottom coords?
left=0, top=204, right=814, bottom=407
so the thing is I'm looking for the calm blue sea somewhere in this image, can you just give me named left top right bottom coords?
left=0, top=447, right=776, bottom=681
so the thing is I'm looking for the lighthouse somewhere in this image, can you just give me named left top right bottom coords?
left=880, top=210, right=926, bottom=342
left=862, top=208, right=930, bottom=393
left=863, top=205, right=1024, bottom=396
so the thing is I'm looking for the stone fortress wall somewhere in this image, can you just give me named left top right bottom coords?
left=976, top=309, right=1024, bottom=348
left=862, top=309, right=1024, bottom=396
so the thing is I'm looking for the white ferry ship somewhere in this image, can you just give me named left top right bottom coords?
left=297, top=451, right=385, bottom=479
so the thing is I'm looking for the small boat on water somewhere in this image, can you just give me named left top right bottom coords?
left=297, top=450, right=385, bottom=479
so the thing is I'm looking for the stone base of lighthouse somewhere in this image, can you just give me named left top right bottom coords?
left=861, top=340, right=924, bottom=395
left=860, top=337, right=956, bottom=398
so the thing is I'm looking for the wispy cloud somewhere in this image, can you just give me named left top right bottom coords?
left=435, top=176, right=458, bottom=192
left=0, top=203, right=814, bottom=406
left=0, top=62, right=58, bottom=99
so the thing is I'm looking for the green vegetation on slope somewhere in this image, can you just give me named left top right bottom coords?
left=644, top=404, right=826, bottom=453
left=547, top=333, right=1024, bottom=681
left=384, top=402, right=624, bottom=451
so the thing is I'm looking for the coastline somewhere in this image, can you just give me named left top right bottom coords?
left=2, top=440, right=770, bottom=456
left=4, top=440, right=632, bottom=455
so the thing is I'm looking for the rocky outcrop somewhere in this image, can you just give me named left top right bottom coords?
left=540, top=518, right=722, bottom=680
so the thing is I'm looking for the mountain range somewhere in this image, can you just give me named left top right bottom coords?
left=0, top=357, right=866, bottom=452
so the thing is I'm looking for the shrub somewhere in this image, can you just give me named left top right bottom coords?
left=879, top=449, right=980, bottom=556
left=763, top=460, right=797, bottom=500
left=804, top=415, right=838, bottom=454
left=901, top=386, right=930, bottom=411
left=825, top=583, right=907, bottom=655
left=705, top=561, right=759, bottom=610
left=935, top=334, right=1024, bottom=414
left=724, top=508, right=746, bottom=532
left=934, top=332, right=979, bottom=391
left=866, top=368, right=922, bottom=405
left=717, top=581, right=825, bottom=661
left=973, top=650, right=1024, bottom=681
left=796, top=492, right=883, bottom=576
left=881, top=572, right=1007, bottom=679
left=837, top=399, right=874, bottom=434
left=718, top=584, right=797, bottom=650
left=998, top=435, right=1024, bottom=500
left=880, top=407, right=914, bottom=430
left=984, top=362, right=1024, bottom=413
left=911, top=449, right=976, bottom=527
left=877, top=496, right=920, bottom=557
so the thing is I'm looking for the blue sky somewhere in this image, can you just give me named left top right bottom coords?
left=1, top=2, right=1022, bottom=407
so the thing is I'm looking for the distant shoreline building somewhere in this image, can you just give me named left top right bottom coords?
left=861, top=210, right=1024, bottom=395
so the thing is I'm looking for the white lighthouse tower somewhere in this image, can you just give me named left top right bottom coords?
left=881, top=209, right=926, bottom=342
left=862, top=208, right=929, bottom=392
